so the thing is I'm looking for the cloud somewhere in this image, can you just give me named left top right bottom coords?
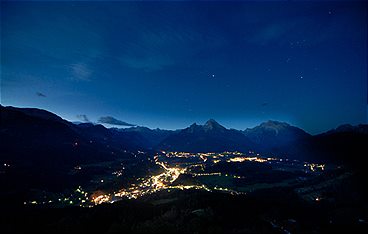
left=76, top=114, right=90, bottom=122
left=69, top=63, right=92, bottom=81
left=36, top=92, right=46, bottom=97
left=98, top=116, right=136, bottom=126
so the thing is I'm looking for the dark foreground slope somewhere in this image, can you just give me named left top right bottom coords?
left=0, top=105, right=150, bottom=203
left=2, top=183, right=367, bottom=234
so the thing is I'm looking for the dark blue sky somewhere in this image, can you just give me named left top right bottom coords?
left=1, top=1, right=367, bottom=134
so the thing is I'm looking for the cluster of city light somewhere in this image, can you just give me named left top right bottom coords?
left=92, top=194, right=111, bottom=205
left=112, top=170, right=123, bottom=177
left=199, top=155, right=208, bottom=162
left=81, top=151, right=328, bottom=206
left=25, top=150, right=330, bottom=208
left=204, top=151, right=243, bottom=157
left=98, top=151, right=266, bottom=204
left=91, top=157, right=188, bottom=203
left=227, top=157, right=268, bottom=163
left=304, top=163, right=325, bottom=172
left=25, top=186, right=89, bottom=207
left=213, top=186, right=245, bottom=195
left=164, top=151, right=246, bottom=159
left=192, top=172, right=222, bottom=177
left=192, top=172, right=245, bottom=179
left=163, top=152, right=272, bottom=165
left=1, top=163, right=11, bottom=174
left=164, top=152, right=195, bottom=158
left=89, top=152, right=256, bottom=205
left=168, top=184, right=212, bottom=192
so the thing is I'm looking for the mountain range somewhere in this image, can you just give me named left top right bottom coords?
left=1, top=105, right=367, bottom=169
left=157, top=119, right=255, bottom=153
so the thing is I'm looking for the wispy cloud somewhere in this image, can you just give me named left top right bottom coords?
left=69, top=63, right=92, bottom=81
left=98, top=116, right=135, bottom=126
left=76, top=114, right=89, bottom=122
left=36, top=92, right=46, bottom=97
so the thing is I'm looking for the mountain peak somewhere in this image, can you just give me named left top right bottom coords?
left=205, top=119, right=218, bottom=125
left=190, top=123, right=198, bottom=127
left=204, top=119, right=225, bottom=131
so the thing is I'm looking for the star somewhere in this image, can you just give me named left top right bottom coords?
left=212, top=74, right=215, bottom=78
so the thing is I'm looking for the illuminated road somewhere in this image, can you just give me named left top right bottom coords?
left=92, top=156, right=187, bottom=204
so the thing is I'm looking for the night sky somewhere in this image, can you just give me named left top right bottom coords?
left=1, top=1, right=367, bottom=134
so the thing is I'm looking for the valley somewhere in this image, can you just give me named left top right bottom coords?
left=22, top=151, right=333, bottom=208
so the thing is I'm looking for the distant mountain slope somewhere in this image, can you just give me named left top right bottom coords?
left=3, top=106, right=67, bottom=123
left=243, top=120, right=311, bottom=144
left=118, top=126, right=174, bottom=149
left=243, top=120, right=312, bottom=155
left=73, top=122, right=145, bottom=151
left=306, top=124, right=368, bottom=165
left=323, top=124, right=368, bottom=135
left=157, top=119, right=255, bottom=152
left=243, top=121, right=368, bottom=166
left=0, top=105, right=126, bottom=167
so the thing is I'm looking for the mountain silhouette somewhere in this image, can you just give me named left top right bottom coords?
left=157, top=119, right=255, bottom=152
left=1, top=105, right=367, bottom=168
left=243, top=120, right=312, bottom=154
